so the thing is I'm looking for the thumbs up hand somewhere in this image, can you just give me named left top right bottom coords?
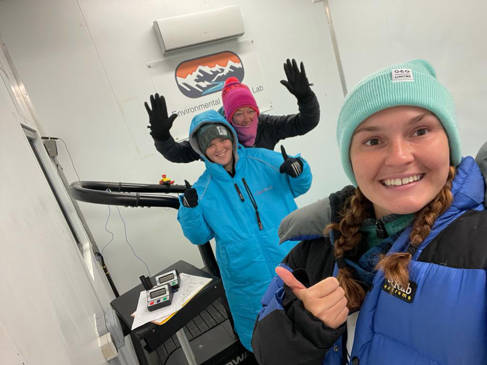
left=182, top=180, right=198, bottom=208
left=275, top=266, right=349, bottom=329
left=279, top=145, right=303, bottom=177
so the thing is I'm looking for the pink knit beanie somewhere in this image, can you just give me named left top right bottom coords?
left=221, top=77, right=259, bottom=122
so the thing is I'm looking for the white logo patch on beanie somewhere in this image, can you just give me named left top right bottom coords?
left=391, top=68, right=414, bottom=82
left=216, top=125, right=229, bottom=136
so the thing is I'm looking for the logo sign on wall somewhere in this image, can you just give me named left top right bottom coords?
left=143, top=40, right=270, bottom=147
left=175, top=51, right=244, bottom=98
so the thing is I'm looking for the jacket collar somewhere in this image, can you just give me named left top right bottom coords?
left=449, top=156, right=484, bottom=210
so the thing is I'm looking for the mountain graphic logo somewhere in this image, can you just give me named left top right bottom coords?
left=175, top=51, right=244, bottom=98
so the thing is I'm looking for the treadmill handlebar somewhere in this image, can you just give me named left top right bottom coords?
left=69, top=181, right=185, bottom=208
left=69, top=180, right=221, bottom=277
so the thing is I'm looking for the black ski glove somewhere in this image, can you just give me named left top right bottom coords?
left=182, top=180, right=198, bottom=208
left=144, top=93, right=177, bottom=141
left=280, top=59, right=313, bottom=102
left=279, top=145, right=303, bottom=178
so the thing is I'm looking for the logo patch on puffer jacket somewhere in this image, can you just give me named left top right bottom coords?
left=255, top=185, right=273, bottom=195
left=382, top=279, right=417, bottom=303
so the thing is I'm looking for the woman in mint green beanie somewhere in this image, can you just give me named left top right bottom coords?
left=252, top=59, right=487, bottom=365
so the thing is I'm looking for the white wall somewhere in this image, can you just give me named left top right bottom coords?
left=330, top=0, right=487, bottom=156
left=0, top=0, right=343, bottom=294
left=0, top=54, right=110, bottom=364
left=1, top=0, right=486, bottom=296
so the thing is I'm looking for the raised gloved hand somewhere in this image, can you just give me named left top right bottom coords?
left=182, top=180, right=198, bottom=208
left=280, top=59, right=312, bottom=101
left=279, top=145, right=303, bottom=178
left=144, top=93, right=177, bottom=141
left=275, top=266, right=349, bottom=329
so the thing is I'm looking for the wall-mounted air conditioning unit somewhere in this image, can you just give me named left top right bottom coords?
left=153, top=6, right=245, bottom=53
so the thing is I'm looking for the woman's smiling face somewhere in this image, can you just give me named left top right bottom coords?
left=232, top=106, right=257, bottom=126
left=350, top=106, right=451, bottom=219
left=205, top=137, right=233, bottom=170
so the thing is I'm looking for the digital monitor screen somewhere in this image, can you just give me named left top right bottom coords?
left=150, top=287, right=166, bottom=299
left=157, top=273, right=175, bottom=283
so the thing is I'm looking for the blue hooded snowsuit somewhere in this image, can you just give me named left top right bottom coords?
left=252, top=157, right=487, bottom=364
left=177, top=110, right=312, bottom=350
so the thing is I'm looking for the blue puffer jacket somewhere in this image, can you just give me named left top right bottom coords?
left=349, top=157, right=487, bottom=364
left=253, top=157, right=487, bottom=364
left=177, top=110, right=312, bottom=350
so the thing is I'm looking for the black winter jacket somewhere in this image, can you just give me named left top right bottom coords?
left=252, top=186, right=353, bottom=365
left=153, top=92, right=320, bottom=163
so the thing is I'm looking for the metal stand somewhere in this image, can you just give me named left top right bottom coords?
left=176, top=328, right=198, bottom=365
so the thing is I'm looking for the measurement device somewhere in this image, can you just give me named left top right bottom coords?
left=147, top=284, right=173, bottom=311
left=155, top=269, right=180, bottom=291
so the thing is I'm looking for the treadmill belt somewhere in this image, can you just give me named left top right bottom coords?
left=157, top=298, right=232, bottom=364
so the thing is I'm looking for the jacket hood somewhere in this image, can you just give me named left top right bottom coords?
left=188, top=110, right=239, bottom=161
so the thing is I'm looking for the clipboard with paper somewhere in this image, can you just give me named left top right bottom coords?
left=131, top=273, right=212, bottom=330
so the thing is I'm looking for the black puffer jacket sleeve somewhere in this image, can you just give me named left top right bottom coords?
left=154, top=136, right=200, bottom=163
left=255, top=90, right=320, bottom=150
left=252, top=238, right=345, bottom=365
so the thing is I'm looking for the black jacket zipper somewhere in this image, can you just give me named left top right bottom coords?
left=234, top=183, right=245, bottom=202
left=241, top=178, right=263, bottom=230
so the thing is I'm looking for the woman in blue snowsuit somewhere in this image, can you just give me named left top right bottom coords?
left=252, top=59, right=487, bottom=364
left=177, top=109, right=312, bottom=351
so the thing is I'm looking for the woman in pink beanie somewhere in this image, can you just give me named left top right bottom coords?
left=146, top=59, right=320, bottom=162
left=220, top=76, right=260, bottom=147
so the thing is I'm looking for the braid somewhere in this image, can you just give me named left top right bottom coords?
left=377, top=166, right=456, bottom=288
left=326, top=167, right=455, bottom=310
left=325, top=188, right=372, bottom=311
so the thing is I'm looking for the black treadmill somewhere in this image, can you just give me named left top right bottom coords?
left=70, top=181, right=257, bottom=365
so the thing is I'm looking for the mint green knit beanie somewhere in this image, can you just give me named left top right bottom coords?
left=337, top=59, right=461, bottom=185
